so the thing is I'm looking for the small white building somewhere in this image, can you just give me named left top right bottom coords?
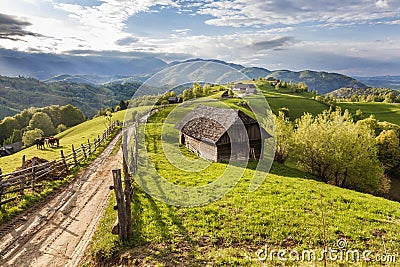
left=233, top=83, right=257, bottom=95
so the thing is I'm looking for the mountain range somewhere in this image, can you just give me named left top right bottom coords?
left=0, top=48, right=398, bottom=120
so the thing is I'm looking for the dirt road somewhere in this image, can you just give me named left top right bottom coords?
left=0, top=132, right=122, bottom=267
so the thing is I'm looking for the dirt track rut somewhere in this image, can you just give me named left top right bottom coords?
left=0, top=132, right=122, bottom=267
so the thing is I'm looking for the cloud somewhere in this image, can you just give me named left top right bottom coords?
left=62, top=49, right=191, bottom=61
left=172, top=29, right=191, bottom=35
left=196, top=0, right=400, bottom=27
left=115, top=36, right=139, bottom=46
left=246, top=37, right=295, bottom=51
left=376, top=0, right=389, bottom=8
left=0, top=13, right=40, bottom=41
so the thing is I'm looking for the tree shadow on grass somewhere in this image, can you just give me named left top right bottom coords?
left=126, top=183, right=205, bottom=266
left=244, top=160, right=322, bottom=182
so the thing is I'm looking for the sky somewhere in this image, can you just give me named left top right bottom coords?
left=0, top=0, right=400, bottom=76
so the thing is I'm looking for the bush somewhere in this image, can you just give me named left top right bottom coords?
left=293, top=109, right=387, bottom=194
left=273, top=111, right=293, bottom=163
left=29, top=112, right=56, bottom=136
left=22, top=128, right=44, bottom=146
left=56, top=124, right=67, bottom=133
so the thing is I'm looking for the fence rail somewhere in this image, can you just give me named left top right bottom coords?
left=0, top=121, right=119, bottom=209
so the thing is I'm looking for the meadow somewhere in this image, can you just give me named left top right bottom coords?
left=336, top=102, right=400, bottom=125
left=89, top=104, right=400, bottom=266
left=255, top=81, right=400, bottom=124
left=0, top=110, right=128, bottom=174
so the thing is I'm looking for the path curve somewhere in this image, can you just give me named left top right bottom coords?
left=0, top=132, right=122, bottom=267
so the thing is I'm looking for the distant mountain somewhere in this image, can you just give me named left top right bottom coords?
left=0, top=48, right=167, bottom=80
left=267, top=70, right=367, bottom=94
left=240, top=67, right=272, bottom=79
left=355, top=76, right=400, bottom=90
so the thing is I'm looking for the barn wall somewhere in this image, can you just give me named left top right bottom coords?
left=183, top=134, right=217, bottom=161
left=217, top=123, right=262, bottom=145
left=217, top=140, right=264, bottom=161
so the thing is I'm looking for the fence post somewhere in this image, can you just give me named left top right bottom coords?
left=20, top=155, right=26, bottom=196
left=123, top=154, right=133, bottom=236
left=135, top=123, right=139, bottom=172
left=31, top=158, right=36, bottom=191
left=72, top=144, right=78, bottom=166
left=60, top=150, right=69, bottom=174
left=88, top=139, right=92, bottom=155
left=111, top=169, right=128, bottom=240
left=130, top=148, right=135, bottom=175
left=81, top=144, right=87, bottom=160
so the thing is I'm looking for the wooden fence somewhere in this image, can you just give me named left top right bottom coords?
left=0, top=121, right=119, bottom=209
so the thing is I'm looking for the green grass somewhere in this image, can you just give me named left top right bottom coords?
left=0, top=118, right=123, bottom=224
left=0, top=110, right=127, bottom=174
left=229, top=81, right=400, bottom=125
left=89, top=106, right=400, bottom=266
left=336, top=102, right=400, bottom=125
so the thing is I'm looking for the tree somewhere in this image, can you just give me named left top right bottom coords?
left=22, top=128, right=44, bottom=146
left=384, top=92, right=395, bottom=103
left=119, top=100, right=128, bottom=110
left=0, top=117, right=20, bottom=146
left=57, top=124, right=67, bottom=133
left=277, top=107, right=290, bottom=119
left=60, top=104, right=85, bottom=127
left=203, top=84, right=210, bottom=95
left=293, top=109, right=386, bottom=194
left=29, top=112, right=56, bottom=136
left=350, top=94, right=359, bottom=102
left=376, top=130, right=400, bottom=175
left=353, top=109, right=363, bottom=122
left=193, top=83, right=203, bottom=98
left=273, top=111, right=294, bottom=163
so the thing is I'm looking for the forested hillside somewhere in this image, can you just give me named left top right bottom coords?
left=0, top=76, right=141, bottom=119
left=0, top=104, right=85, bottom=147
left=267, top=70, right=366, bottom=93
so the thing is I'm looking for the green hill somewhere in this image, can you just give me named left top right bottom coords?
left=328, top=87, right=400, bottom=100
left=267, top=70, right=366, bottom=94
left=0, top=109, right=128, bottom=173
left=0, top=76, right=141, bottom=119
left=89, top=105, right=400, bottom=266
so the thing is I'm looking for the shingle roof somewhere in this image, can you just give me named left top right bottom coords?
left=175, top=104, right=261, bottom=143
left=233, top=83, right=256, bottom=89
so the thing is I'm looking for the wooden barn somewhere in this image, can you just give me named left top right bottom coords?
left=175, top=105, right=270, bottom=162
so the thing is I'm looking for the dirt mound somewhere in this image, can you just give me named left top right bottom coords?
left=12, top=157, right=67, bottom=181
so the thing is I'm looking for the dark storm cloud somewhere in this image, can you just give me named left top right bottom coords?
left=63, top=49, right=192, bottom=61
left=0, top=13, right=40, bottom=41
left=247, top=36, right=295, bottom=51
left=115, top=36, right=139, bottom=46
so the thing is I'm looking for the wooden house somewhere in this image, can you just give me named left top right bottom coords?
left=175, top=105, right=270, bottom=161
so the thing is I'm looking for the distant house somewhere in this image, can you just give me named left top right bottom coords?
left=233, top=83, right=257, bottom=95
left=175, top=105, right=270, bottom=161
left=266, top=77, right=280, bottom=86
left=168, top=97, right=182, bottom=104
left=0, top=142, right=24, bottom=157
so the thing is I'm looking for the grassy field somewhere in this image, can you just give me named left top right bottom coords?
left=336, top=102, right=400, bottom=125
left=89, top=105, right=400, bottom=266
left=0, top=110, right=127, bottom=174
left=250, top=81, right=400, bottom=124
